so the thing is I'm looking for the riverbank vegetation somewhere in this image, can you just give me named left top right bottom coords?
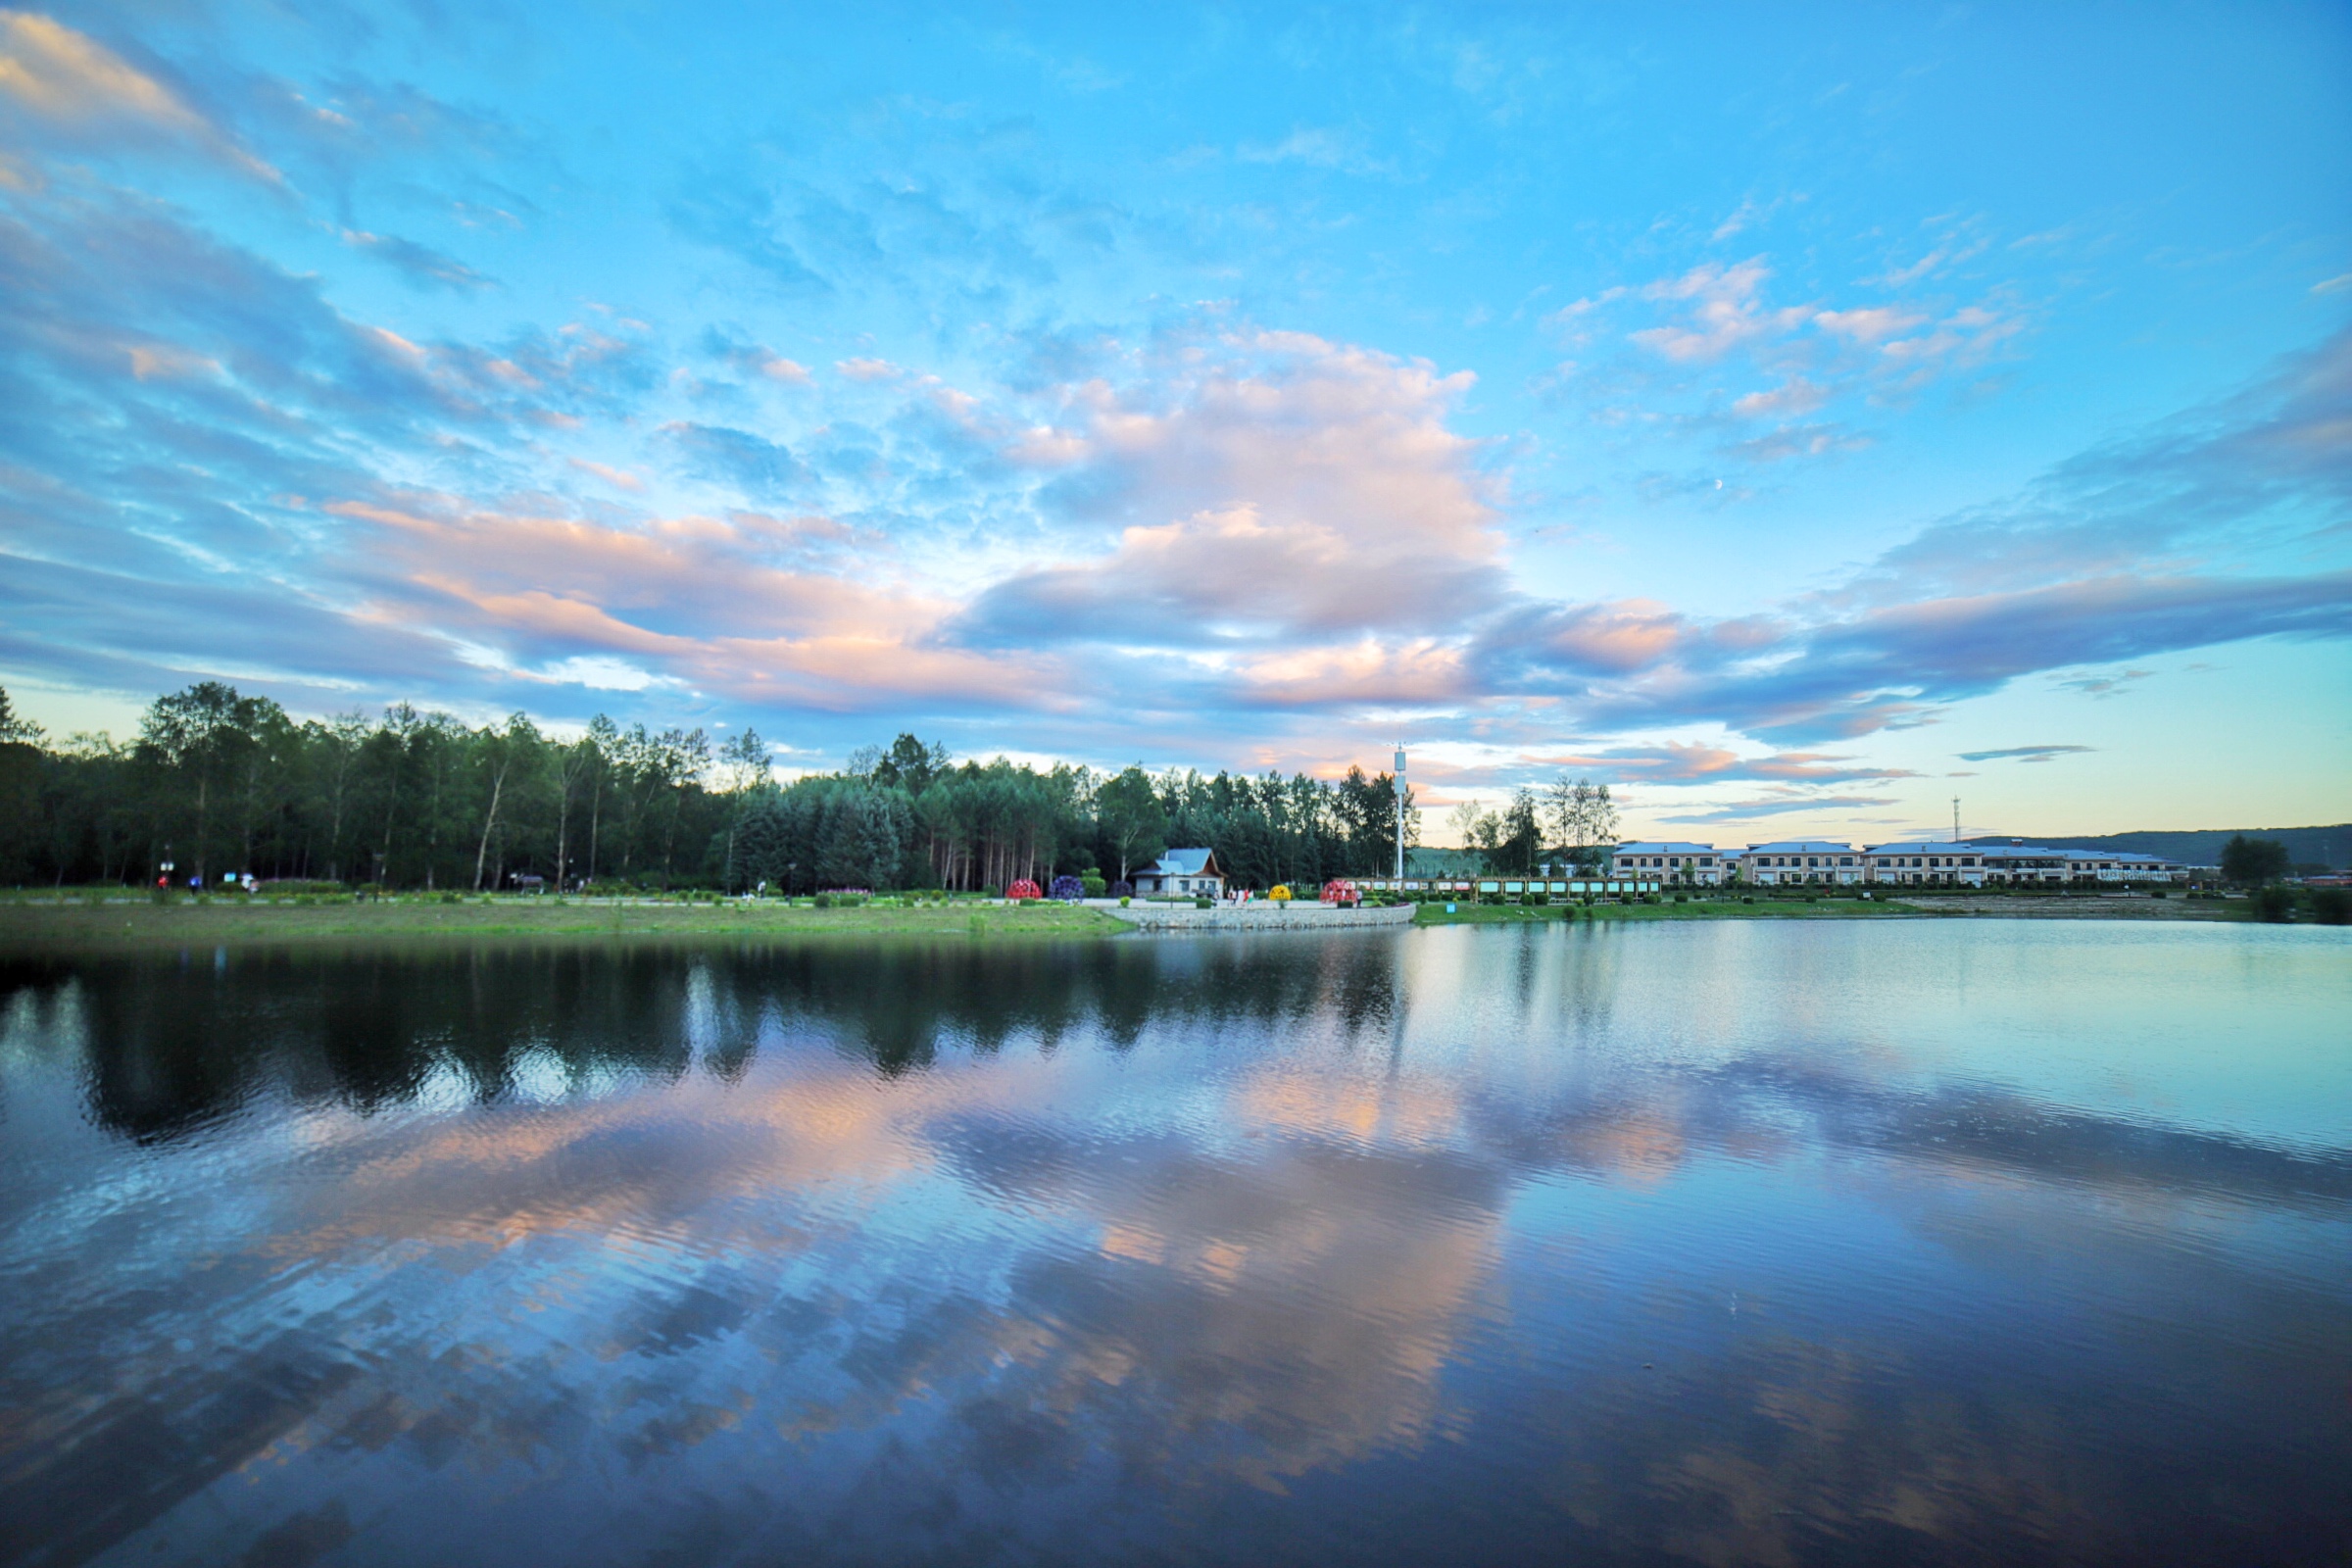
left=0, top=684, right=1418, bottom=898
left=0, top=892, right=1127, bottom=952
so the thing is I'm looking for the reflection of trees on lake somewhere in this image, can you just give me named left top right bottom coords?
left=0, top=935, right=1409, bottom=1143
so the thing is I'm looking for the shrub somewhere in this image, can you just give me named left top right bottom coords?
left=813, top=892, right=833, bottom=908
left=1119, top=896, right=1131, bottom=907
left=1107, top=879, right=1133, bottom=900
left=1195, top=897, right=1212, bottom=908
left=1081, top=875, right=1106, bottom=899
left=981, top=886, right=1002, bottom=900
left=1740, top=895, right=1755, bottom=905
left=2312, top=888, right=2350, bottom=925
left=1528, top=890, right=1549, bottom=906
left=2253, top=886, right=2296, bottom=922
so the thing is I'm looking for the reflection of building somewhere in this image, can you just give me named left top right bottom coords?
left=1743, top=841, right=1864, bottom=886
left=1133, top=848, right=1227, bottom=898
left=1864, top=841, right=1984, bottom=886
left=1610, top=841, right=1728, bottom=885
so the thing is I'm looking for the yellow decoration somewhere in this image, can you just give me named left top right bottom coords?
left=1269, top=884, right=1292, bottom=902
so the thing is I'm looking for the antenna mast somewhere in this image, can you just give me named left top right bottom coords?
left=1394, top=746, right=1408, bottom=880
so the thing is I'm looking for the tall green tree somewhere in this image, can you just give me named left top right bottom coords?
left=2220, top=835, right=2290, bottom=888
left=1096, top=765, right=1167, bottom=882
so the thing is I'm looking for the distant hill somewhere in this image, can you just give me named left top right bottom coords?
left=1965, top=824, right=2352, bottom=868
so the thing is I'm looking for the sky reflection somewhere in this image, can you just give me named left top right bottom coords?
left=0, top=922, right=2346, bottom=1567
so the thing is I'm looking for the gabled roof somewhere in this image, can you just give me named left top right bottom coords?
left=1142, top=847, right=1221, bottom=877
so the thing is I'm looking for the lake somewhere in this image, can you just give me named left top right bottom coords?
left=1, top=921, right=2345, bottom=1567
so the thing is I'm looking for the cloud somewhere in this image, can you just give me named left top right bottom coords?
left=2051, top=667, right=2150, bottom=697
left=1576, top=254, right=2028, bottom=425
left=1532, top=742, right=1914, bottom=785
left=834, top=357, right=900, bottom=382
left=1655, top=793, right=1901, bottom=823
left=1235, top=125, right=1392, bottom=176
left=1955, top=745, right=2093, bottom=763
left=662, top=422, right=815, bottom=502
left=699, top=326, right=809, bottom=384
left=1627, top=259, right=1809, bottom=364
left=957, top=331, right=1506, bottom=651
left=1730, top=377, right=1829, bottom=419
left=1725, top=421, right=1870, bottom=464
left=341, top=228, right=493, bottom=291
left=0, top=12, right=279, bottom=183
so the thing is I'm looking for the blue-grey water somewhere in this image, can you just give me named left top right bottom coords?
left=1, top=921, right=2346, bottom=1567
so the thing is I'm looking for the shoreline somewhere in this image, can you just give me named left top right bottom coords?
left=0, top=887, right=2262, bottom=955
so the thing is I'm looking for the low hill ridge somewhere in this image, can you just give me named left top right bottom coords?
left=1963, top=824, right=2351, bottom=867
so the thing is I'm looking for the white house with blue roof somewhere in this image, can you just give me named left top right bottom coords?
left=1132, top=848, right=1226, bottom=898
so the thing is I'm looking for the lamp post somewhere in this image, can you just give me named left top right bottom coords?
left=1393, top=747, right=1407, bottom=881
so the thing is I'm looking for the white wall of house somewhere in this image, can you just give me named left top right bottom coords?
left=1742, top=843, right=1864, bottom=885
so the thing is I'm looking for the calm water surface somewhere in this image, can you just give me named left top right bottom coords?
left=1, top=921, right=2346, bottom=1567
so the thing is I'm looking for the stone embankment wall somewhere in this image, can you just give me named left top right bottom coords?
left=1102, top=902, right=1417, bottom=932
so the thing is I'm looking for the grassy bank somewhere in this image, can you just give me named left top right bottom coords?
left=0, top=887, right=2264, bottom=954
left=0, top=894, right=1126, bottom=953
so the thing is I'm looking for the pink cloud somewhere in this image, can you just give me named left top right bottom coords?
left=1628, top=260, right=1810, bottom=364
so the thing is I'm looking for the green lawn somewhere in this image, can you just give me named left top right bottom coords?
left=0, top=894, right=1126, bottom=952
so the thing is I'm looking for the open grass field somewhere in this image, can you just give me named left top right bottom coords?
left=0, top=894, right=1127, bottom=953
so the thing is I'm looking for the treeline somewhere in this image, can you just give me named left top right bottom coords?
left=0, top=684, right=1431, bottom=894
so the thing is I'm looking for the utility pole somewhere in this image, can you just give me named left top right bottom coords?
left=1952, top=797, right=1961, bottom=843
left=1394, top=746, right=1407, bottom=880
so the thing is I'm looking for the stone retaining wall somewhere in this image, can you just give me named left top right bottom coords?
left=1102, top=902, right=1417, bottom=932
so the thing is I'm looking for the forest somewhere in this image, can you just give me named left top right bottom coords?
left=0, top=683, right=1620, bottom=896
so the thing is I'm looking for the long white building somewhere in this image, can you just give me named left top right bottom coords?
left=1864, top=841, right=1986, bottom=886
left=1609, top=842, right=1731, bottom=885
left=1741, top=841, right=1867, bottom=886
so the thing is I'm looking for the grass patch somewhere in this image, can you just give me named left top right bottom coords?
left=0, top=895, right=1126, bottom=954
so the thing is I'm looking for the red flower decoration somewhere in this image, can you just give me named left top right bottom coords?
left=1006, top=879, right=1043, bottom=901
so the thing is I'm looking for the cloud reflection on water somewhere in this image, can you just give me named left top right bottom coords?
left=0, top=923, right=2346, bottom=1566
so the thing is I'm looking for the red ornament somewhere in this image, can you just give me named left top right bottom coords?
left=1322, top=878, right=1359, bottom=905
left=1006, top=879, right=1043, bottom=901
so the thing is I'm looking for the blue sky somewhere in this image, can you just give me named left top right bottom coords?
left=1, top=0, right=2346, bottom=840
